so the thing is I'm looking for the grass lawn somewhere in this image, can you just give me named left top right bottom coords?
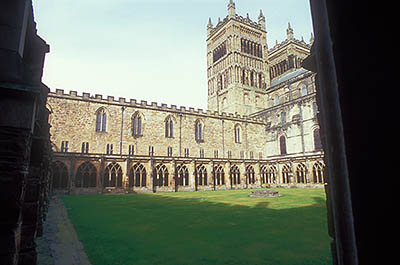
left=62, top=188, right=332, bottom=265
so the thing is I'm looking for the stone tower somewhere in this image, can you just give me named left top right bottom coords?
left=206, top=1, right=270, bottom=116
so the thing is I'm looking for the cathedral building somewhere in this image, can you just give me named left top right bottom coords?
left=48, top=1, right=325, bottom=194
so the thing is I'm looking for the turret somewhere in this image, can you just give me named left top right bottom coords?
left=258, top=9, right=266, bottom=30
left=309, top=32, right=314, bottom=45
left=287, top=22, right=294, bottom=40
left=227, top=0, right=236, bottom=18
left=207, top=18, right=213, bottom=37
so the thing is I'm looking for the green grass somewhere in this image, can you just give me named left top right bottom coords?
left=62, top=188, right=332, bottom=265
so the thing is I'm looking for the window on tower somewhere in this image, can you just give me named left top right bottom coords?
left=240, top=38, right=262, bottom=58
left=213, top=41, right=227, bottom=63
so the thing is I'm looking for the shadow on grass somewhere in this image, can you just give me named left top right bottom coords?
left=62, top=190, right=332, bottom=265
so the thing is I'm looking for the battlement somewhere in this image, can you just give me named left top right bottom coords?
left=50, top=88, right=267, bottom=124
left=208, top=14, right=264, bottom=39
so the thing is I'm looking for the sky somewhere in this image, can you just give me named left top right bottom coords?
left=32, top=0, right=313, bottom=110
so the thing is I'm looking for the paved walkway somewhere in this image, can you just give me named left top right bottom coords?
left=36, top=196, right=92, bottom=265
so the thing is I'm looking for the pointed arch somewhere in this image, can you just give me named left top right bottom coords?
left=52, top=161, right=69, bottom=189
left=75, top=161, right=97, bottom=188
left=176, top=165, right=189, bottom=186
left=132, top=111, right=143, bottom=137
left=234, top=124, right=242, bottom=143
left=214, top=165, right=225, bottom=185
left=155, top=164, right=168, bottom=187
left=195, top=119, right=204, bottom=142
left=129, top=163, right=147, bottom=187
left=95, top=107, right=107, bottom=132
left=165, top=115, right=174, bottom=138
left=246, top=165, right=255, bottom=184
left=104, top=162, right=123, bottom=188
left=312, top=161, right=325, bottom=184
left=196, top=165, right=207, bottom=186
left=282, top=164, right=291, bottom=184
left=296, top=163, right=307, bottom=184
left=279, top=135, right=287, bottom=155
left=229, top=165, right=240, bottom=185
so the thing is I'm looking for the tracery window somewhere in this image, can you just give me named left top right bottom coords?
left=214, top=165, right=225, bottom=185
left=296, top=163, right=307, bottom=184
left=103, top=162, right=123, bottom=188
left=75, top=162, right=97, bottom=188
left=267, top=166, right=277, bottom=184
left=51, top=161, right=68, bottom=189
left=155, top=164, right=168, bottom=187
left=96, top=108, right=107, bottom=132
left=129, top=163, right=147, bottom=187
left=282, top=165, right=291, bottom=184
left=196, top=165, right=207, bottom=186
left=176, top=165, right=189, bottom=186
left=230, top=165, right=240, bottom=185
left=246, top=165, right=255, bottom=184
left=301, top=84, right=308, bottom=96
left=313, top=161, right=325, bottom=184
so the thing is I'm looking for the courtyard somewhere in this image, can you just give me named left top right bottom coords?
left=57, top=188, right=332, bottom=265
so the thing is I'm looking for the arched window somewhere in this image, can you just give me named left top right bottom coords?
left=282, top=165, right=291, bottom=184
left=52, top=161, right=69, bottom=189
left=229, top=165, right=240, bottom=185
left=260, top=166, right=267, bottom=184
left=279, top=136, right=287, bottom=155
left=234, top=124, right=241, bottom=143
left=195, top=120, right=204, bottom=142
left=214, top=165, right=225, bottom=185
left=280, top=111, right=286, bottom=123
left=296, top=163, right=307, bottom=184
left=129, top=163, right=147, bottom=187
left=301, top=84, right=308, bottom=96
left=274, top=95, right=279, bottom=106
left=259, top=73, right=263, bottom=88
left=155, top=164, right=168, bottom=187
left=132, top=112, right=142, bottom=137
left=75, top=162, right=97, bottom=188
left=312, top=162, right=325, bottom=184
left=267, top=166, right=277, bottom=184
left=96, top=108, right=106, bottom=132
left=176, top=165, right=189, bottom=186
left=165, top=117, right=173, bottom=138
left=246, top=165, right=255, bottom=184
left=104, top=162, right=123, bottom=188
left=196, top=165, right=207, bottom=186
left=314, top=128, right=323, bottom=151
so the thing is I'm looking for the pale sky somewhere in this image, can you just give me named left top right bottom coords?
left=33, top=0, right=313, bottom=110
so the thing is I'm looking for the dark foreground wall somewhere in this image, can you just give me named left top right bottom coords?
left=0, top=1, right=51, bottom=264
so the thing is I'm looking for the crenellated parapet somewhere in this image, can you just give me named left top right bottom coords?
left=50, top=89, right=267, bottom=124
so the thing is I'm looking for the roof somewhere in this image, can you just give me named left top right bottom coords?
left=270, top=68, right=309, bottom=87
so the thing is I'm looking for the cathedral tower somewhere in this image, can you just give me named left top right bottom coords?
left=206, top=1, right=270, bottom=116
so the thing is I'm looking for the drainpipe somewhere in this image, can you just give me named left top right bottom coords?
left=120, top=106, right=125, bottom=155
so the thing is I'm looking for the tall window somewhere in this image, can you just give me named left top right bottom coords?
left=314, top=128, right=323, bottom=151
left=132, top=113, right=142, bottom=137
left=165, top=117, right=173, bottom=138
left=230, top=165, right=240, bottom=185
left=196, top=165, right=207, bottom=186
left=149, top=146, right=154, bottom=156
left=96, top=108, right=106, bottom=132
left=279, top=136, right=287, bottom=155
left=234, top=125, right=241, bottom=143
left=301, top=84, right=308, bottom=96
left=128, top=145, right=134, bottom=156
left=61, top=141, right=68, bottom=152
left=106, top=144, right=113, bottom=155
left=246, top=166, right=255, bottom=184
left=81, top=142, right=89, bottom=154
left=195, top=120, right=203, bottom=142
left=280, top=111, right=286, bottom=123
left=167, top=147, right=172, bottom=157
left=103, top=162, right=122, bottom=188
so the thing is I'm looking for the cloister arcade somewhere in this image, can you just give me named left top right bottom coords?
left=51, top=155, right=326, bottom=194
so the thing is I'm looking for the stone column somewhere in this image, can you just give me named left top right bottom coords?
left=224, top=161, right=231, bottom=189
left=188, top=160, right=195, bottom=191
left=255, top=162, right=261, bottom=188
left=205, top=161, right=213, bottom=190
left=239, top=161, right=246, bottom=189
left=170, top=159, right=176, bottom=192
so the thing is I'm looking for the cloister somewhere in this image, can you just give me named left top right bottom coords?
left=51, top=153, right=325, bottom=194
